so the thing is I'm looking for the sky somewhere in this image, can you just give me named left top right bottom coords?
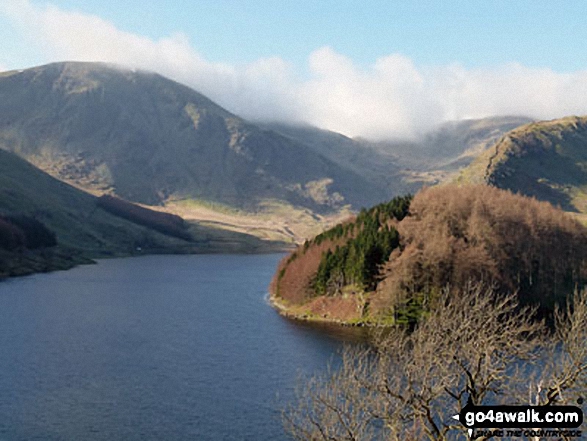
left=1, top=0, right=587, bottom=139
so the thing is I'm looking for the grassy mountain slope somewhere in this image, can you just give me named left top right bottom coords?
left=265, top=117, right=532, bottom=193
left=456, top=116, right=587, bottom=213
left=403, top=116, right=532, bottom=169
left=0, top=148, right=282, bottom=276
left=0, top=62, right=386, bottom=214
left=261, top=123, right=412, bottom=194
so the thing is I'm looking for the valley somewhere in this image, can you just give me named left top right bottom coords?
left=2, top=61, right=587, bottom=290
left=0, top=62, right=534, bottom=255
left=3, top=3, right=587, bottom=440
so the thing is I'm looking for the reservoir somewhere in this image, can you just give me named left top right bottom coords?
left=0, top=254, right=363, bottom=440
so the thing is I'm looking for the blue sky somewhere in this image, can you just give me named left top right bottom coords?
left=3, top=0, right=587, bottom=72
left=1, top=0, right=587, bottom=138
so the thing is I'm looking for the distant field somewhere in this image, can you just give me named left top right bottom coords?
left=163, top=198, right=353, bottom=244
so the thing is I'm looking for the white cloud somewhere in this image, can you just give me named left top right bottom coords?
left=3, top=0, right=587, bottom=139
left=300, top=48, right=444, bottom=138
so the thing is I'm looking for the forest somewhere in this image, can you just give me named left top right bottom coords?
left=312, top=195, right=411, bottom=296
left=0, top=215, right=57, bottom=251
left=271, top=185, right=587, bottom=323
left=97, top=195, right=192, bottom=241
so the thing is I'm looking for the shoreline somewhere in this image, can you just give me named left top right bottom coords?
left=268, top=291, right=392, bottom=328
left=0, top=243, right=291, bottom=281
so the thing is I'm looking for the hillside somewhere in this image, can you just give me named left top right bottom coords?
left=271, top=185, right=587, bottom=324
left=384, top=116, right=532, bottom=170
left=265, top=116, right=531, bottom=193
left=0, top=62, right=387, bottom=215
left=0, top=62, right=537, bottom=244
left=261, top=123, right=413, bottom=195
left=0, top=148, right=281, bottom=277
left=456, top=116, right=587, bottom=213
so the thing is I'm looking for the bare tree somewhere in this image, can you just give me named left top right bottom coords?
left=379, top=185, right=587, bottom=313
left=284, top=285, right=587, bottom=440
left=522, top=290, right=587, bottom=407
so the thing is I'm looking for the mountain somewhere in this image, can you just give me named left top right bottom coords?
left=0, top=148, right=280, bottom=277
left=456, top=116, right=587, bottom=213
left=0, top=62, right=387, bottom=214
left=377, top=116, right=533, bottom=170
left=0, top=62, right=534, bottom=245
left=264, top=116, right=532, bottom=192
left=260, top=123, right=412, bottom=195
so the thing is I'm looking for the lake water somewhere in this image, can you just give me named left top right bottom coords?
left=0, top=254, right=367, bottom=440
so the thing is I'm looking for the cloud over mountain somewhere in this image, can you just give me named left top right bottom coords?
left=3, top=0, right=587, bottom=139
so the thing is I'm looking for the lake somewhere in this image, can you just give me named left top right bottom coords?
left=0, top=254, right=367, bottom=440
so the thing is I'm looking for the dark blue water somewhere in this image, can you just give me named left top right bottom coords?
left=0, top=254, right=366, bottom=440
